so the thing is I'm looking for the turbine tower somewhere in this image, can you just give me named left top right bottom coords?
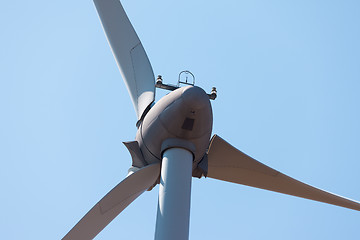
left=63, top=0, right=360, bottom=239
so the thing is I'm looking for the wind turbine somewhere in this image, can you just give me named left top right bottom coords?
left=63, top=0, right=360, bottom=239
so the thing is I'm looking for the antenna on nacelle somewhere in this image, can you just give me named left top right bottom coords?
left=178, top=70, right=195, bottom=87
left=155, top=71, right=217, bottom=100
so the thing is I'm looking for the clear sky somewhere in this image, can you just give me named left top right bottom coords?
left=1, top=0, right=360, bottom=239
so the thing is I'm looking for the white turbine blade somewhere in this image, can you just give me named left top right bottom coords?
left=62, top=163, right=160, bottom=240
left=94, top=0, right=155, bottom=120
left=207, top=135, right=360, bottom=211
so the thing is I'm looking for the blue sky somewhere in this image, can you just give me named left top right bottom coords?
left=1, top=0, right=360, bottom=239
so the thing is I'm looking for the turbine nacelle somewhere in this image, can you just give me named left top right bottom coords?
left=136, top=86, right=213, bottom=168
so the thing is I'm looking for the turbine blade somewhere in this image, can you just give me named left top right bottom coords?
left=93, top=0, right=155, bottom=120
left=62, top=163, right=160, bottom=240
left=207, top=135, right=360, bottom=211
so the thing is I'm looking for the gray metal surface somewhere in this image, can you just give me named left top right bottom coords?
left=94, top=0, right=155, bottom=120
left=137, top=86, right=213, bottom=166
left=62, top=163, right=160, bottom=240
left=155, top=148, right=193, bottom=240
left=207, top=135, right=360, bottom=211
left=123, top=141, right=147, bottom=168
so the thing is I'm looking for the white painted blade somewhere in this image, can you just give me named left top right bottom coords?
left=62, top=163, right=160, bottom=240
left=94, top=0, right=155, bottom=120
left=207, top=135, right=360, bottom=211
